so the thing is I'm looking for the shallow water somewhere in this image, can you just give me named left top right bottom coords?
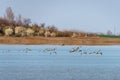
left=0, top=45, right=120, bottom=80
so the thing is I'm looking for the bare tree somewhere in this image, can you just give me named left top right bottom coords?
left=40, top=23, right=45, bottom=28
left=23, top=18, right=31, bottom=26
left=48, top=25, right=58, bottom=32
left=107, top=30, right=112, bottom=35
left=16, top=14, right=23, bottom=26
left=0, top=17, right=9, bottom=26
left=5, top=7, right=14, bottom=24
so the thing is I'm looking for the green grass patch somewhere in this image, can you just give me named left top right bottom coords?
left=98, top=35, right=120, bottom=38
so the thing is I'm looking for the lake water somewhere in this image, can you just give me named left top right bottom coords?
left=0, top=45, right=120, bottom=80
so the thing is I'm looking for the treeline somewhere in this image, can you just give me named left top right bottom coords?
left=0, top=7, right=97, bottom=37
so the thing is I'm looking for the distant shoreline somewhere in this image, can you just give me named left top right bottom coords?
left=0, top=36, right=120, bottom=45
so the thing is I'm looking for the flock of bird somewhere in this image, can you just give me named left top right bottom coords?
left=0, top=46, right=103, bottom=55
left=43, top=48, right=57, bottom=54
left=69, top=46, right=103, bottom=55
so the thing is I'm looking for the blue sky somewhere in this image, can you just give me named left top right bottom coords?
left=0, top=0, right=120, bottom=34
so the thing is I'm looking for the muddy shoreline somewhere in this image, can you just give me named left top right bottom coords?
left=0, top=36, right=120, bottom=45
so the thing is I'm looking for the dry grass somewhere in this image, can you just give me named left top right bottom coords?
left=0, top=36, right=120, bottom=45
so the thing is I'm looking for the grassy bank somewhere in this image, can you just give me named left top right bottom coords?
left=0, top=36, right=120, bottom=45
left=98, top=35, right=120, bottom=38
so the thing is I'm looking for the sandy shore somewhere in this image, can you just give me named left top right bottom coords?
left=0, top=36, right=120, bottom=45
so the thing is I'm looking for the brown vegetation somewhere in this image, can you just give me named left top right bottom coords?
left=0, top=7, right=97, bottom=38
left=0, top=7, right=120, bottom=45
left=0, top=36, right=120, bottom=45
